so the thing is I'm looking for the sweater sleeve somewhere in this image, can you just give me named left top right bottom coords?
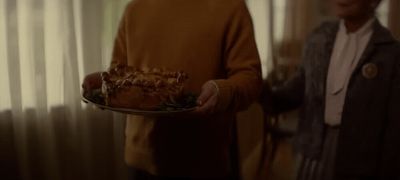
left=213, top=0, right=262, bottom=112
left=109, top=4, right=131, bottom=69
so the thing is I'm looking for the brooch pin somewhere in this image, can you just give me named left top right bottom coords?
left=362, top=63, right=378, bottom=79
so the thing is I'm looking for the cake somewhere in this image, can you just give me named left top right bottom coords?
left=101, top=65, right=189, bottom=110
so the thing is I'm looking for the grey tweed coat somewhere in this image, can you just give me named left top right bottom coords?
left=270, top=20, right=400, bottom=179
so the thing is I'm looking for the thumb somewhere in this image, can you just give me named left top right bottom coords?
left=197, top=83, right=214, bottom=106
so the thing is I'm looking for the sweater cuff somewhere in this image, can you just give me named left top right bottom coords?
left=212, top=79, right=233, bottom=112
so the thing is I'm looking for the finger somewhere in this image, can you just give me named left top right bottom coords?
left=201, top=93, right=217, bottom=110
left=197, top=86, right=213, bottom=106
left=194, top=94, right=217, bottom=115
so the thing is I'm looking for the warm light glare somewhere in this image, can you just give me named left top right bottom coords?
left=0, top=0, right=12, bottom=111
left=17, top=0, right=36, bottom=109
left=377, top=0, right=389, bottom=27
left=73, top=0, right=85, bottom=89
left=44, top=0, right=64, bottom=110
left=246, top=0, right=270, bottom=79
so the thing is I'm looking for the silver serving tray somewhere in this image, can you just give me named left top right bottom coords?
left=81, top=95, right=197, bottom=116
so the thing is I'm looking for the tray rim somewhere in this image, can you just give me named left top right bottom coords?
left=81, top=95, right=197, bottom=116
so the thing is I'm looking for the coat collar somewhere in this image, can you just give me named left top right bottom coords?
left=321, top=19, right=397, bottom=78
left=323, top=19, right=396, bottom=44
left=352, top=19, right=396, bottom=74
left=370, top=19, right=397, bottom=44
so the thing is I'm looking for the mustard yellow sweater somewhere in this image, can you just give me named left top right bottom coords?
left=111, top=0, right=262, bottom=178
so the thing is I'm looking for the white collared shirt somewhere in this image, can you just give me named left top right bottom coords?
left=325, top=18, right=375, bottom=126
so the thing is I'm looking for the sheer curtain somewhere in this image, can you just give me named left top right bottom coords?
left=0, top=0, right=130, bottom=179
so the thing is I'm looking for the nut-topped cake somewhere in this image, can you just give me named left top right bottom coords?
left=101, top=65, right=189, bottom=110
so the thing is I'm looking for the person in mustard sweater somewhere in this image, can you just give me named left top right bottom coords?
left=82, top=0, right=262, bottom=179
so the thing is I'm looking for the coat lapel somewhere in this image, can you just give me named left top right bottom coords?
left=320, top=22, right=339, bottom=99
left=350, top=20, right=396, bottom=78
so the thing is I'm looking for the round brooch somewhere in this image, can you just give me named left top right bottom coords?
left=362, top=63, right=378, bottom=79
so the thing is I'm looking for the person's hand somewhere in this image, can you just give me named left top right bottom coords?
left=82, top=72, right=102, bottom=98
left=193, top=81, right=219, bottom=116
